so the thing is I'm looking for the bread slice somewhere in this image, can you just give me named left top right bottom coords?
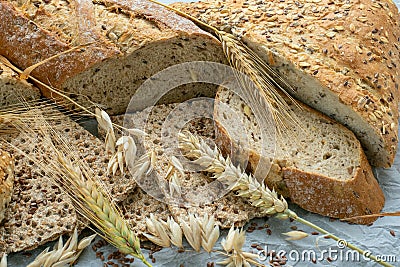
left=0, top=61, right=40, bottom=106
left=0, top=149, right=13, bottom=224
left=172, top=0, right=400, bottom=168
left=107, top=102, right=266, bottom=230
left=0, top=0, right=225, bottom=115
left=0, top=110, right=135, bottom=256
left=214, top=87, right=384, bottom=224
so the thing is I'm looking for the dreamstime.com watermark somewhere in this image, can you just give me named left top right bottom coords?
left=256, top=240, right=398, bottom=264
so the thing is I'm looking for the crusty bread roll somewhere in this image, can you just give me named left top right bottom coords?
left=0, top=0, right=225, bottom=115
left=172, top=0, right=400, bottom=168
left=0, top=149, right=13, bottom=224
left=215, top=87, right=384, bottom=224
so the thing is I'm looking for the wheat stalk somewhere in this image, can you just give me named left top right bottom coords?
left=341, top=212, right=400, bottom=222
left=178, top=131, right=394, bottom=267
left=26, top=228, right=96, bottom=267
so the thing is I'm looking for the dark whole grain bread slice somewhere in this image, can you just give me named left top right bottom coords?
left=214, top=87, right=384, bottom=224
left=0, top=110, right=135, bottom=256
left=172, top=0, right=400, bottom=168
left=107, top=102, right=266, bottom=230
left=0, top=0, right=225, bottom=115
left=0, top=148, right=13, bottom=224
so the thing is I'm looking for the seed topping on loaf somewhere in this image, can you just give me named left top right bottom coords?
left=0, top=149, right=14, bottom=224
left=172, top=0, right=400, bottom=167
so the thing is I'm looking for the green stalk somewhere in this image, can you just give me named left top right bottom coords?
left=284, top=209, right=394, bottom=267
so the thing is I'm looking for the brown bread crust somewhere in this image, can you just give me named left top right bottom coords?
left=172, top=0, right=400, bottom=168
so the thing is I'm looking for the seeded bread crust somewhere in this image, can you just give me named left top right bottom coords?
left=0, top=0, right=225, bottom=115
left=214, top=88, right=384, bottom=225
left=172, top=0, right=400, bottom=168
left=0, top=149, right=14, bottom=224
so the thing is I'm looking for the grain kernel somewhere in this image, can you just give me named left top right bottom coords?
left=334, top=26, right=344, bottom=31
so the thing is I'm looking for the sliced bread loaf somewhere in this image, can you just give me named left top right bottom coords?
left=172, top=0, right=400, bottom=167
left=0, top=110, right=134, bottom=256
left=0, top=0, right=225, bottom=115
left=215, top=87, right=384, bottom=224
left=0, top=149, right=13, bottom=224
left=0, top=61, right=40, bottom=106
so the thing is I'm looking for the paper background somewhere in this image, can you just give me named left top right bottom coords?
left=7, top=0, right=400, bottom=266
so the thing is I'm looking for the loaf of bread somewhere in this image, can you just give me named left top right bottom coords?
left=0, top=149, right=13, bottom=224
left=0, top=110, right=135, bottom=256
left=0, top=0, right=225, bottom=115
left=0, top=61, right=40, bottom=106
left=215, top=87, right=384, bottom=224
left=172, top=0, right=400, bottom=168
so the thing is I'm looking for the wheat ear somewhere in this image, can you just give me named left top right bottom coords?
left=178, top=131, right=394, bottom=267
left=26, top=228, right=96, bottom=267
left=178, top=131, right=287, bottom=215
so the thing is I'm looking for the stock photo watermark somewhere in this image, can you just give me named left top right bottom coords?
left=256, top=239, right=398, bottom=264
